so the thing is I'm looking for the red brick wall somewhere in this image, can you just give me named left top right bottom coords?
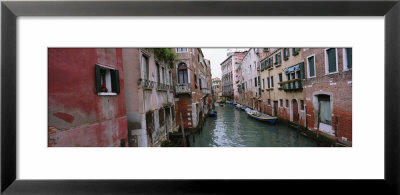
left=302, top=48, right=352, bottom=141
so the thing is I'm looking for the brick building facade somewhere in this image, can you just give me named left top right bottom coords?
left=302, top=48, right=352, bottom=143
left=173, top=48, right=212, bottom=130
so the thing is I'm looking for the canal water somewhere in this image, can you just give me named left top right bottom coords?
left=190, top=104, right=318, bottom=147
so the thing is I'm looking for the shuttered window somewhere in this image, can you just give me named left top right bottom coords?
left=299, top=62, right=305, bottom=79
left=283, top=48, right=290, bottom=60
left=262, top=79, right=265, bottom=89
left=308, top=56, right=315, bottom=77
left=267, top=77, right=270, bottom=88
left=95, top=64, right=120, bottom=94
left=346, top=48, right=352, bottom=69
left=141, top=55, right=149, bottom=79
left=271, top=76, right=274, bottom=88
left=327, top=48, right=337, bottom=73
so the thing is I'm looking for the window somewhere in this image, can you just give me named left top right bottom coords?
left=307, top=56, right=315, bottom=77
left=254, top=77, right=257, bottom=87
left=161, top=67, right=166, bottom=84
left=286, top=99, right=289, bottom=107
left=95, top=64, right=120, bottom=94
left=326, top=48, right=338, bottom=73
left=159, top=108, right=165, bottom=127
left=141, top=55, right=149, bottom=80
left=258, top=76, right=261, bottom=86
left=262, top=79, right=265, bottom=89
left=156, top=63, right=160, bottom=83
left=263, top=48, right=269, bottom=51
left=275, top=52, right=282, bottom=65
left=178, top=63, right=188, bottom=84
left=268, top=99, right=271, bottom=105
left=199, top=78, right=202, bottom=89
left=169, top=71, right=172, bottom=86
left=286, top=73, right=290, bottom=80
left=283, top=48, right=290, bottom=60
left=279, top=99, right=283, bottom=107
left=194, top=74, right=198, bottom=89
left=267, top=77, right=270, bottom=88
left=292, top=48, right=300, bottom=56
left=344, top=48, right=352, bottom=69
left=300, top=100, right=304, bottom=110
left=176, top=48, right=188, bottom=53
left=271, top=76, right=274, bottom=88
left=278, top=73, right=283, bottom=88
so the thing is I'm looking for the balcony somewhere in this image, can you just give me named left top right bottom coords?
left=201, top=88, right=211, bottom=95
left=279, top=79, right=303, bottom=91
left=139, top=79, right=154, bottom=90
left=157, top=82, right=169, bottom=91
left=175, top=83, right=192, bottom=95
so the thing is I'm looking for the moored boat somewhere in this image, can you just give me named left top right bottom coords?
left=245, top=108, right=277, bottom=124
left=208, top=110, right=217, bottom=117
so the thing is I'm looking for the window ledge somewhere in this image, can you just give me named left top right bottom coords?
left=325, top=71, right=339, bottom=75
left=98, top=92, right=117, bottom=96
left=344, top=68, right=352, bottom=72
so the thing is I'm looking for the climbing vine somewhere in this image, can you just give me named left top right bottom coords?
left=154, top=48, right=177, bottom=69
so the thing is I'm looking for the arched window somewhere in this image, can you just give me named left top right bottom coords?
left=178, top=63, right=188, bottom=84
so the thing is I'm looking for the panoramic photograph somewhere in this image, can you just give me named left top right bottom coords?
left=48, top=48, right=352, bottom=147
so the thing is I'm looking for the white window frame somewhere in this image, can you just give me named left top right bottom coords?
left=343, top=48, right=352, bottom=71
left=324, top=48, right=339, bottom=75
left=176, top=48, right=188, bottom=53
left=141, top=54, right=149, bottom=80
left=97, top=64, right=117, bottom=96
left=306, top=54, right=316, bottom=78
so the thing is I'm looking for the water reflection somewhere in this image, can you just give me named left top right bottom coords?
left=191, top=104, right=318, bottom=147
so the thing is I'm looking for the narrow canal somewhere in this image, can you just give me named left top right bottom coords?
left=190, top=104, right=318, bottom=147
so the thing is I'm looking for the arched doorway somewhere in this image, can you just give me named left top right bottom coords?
left=292, top=99, right=299, bottom=123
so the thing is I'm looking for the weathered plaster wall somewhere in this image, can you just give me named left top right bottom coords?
left=48, top=48, right=128, bottom=147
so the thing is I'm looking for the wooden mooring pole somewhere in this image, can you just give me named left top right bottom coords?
left=316, top=102, right=321, bottom=138
left=180, top=113, right=187, bottom=147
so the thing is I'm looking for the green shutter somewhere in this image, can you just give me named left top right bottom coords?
left=271, top=76, right=274, bottom=87
left=347, top=48, right=352, bottom=69
left=95, top=64, right=101, bottom=93
left=327, top=49, right=337, bottom=72
left=309, top=56, right=315, bottom=77
left=111, top=69, right=120, bottom=93
left=279, top=73, right=282, bottom=82
left=300, top=62, right=305, bottom=79
left=267, top=77, right=270, bottom=88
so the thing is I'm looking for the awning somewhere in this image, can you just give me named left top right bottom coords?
left=284, top=64, right=300, bottom=74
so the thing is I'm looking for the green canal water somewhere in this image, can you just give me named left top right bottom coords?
left=190, top=104, right=318, bottom=147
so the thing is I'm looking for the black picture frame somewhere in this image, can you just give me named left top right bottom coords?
left=1, top=0, right=399, bottom=194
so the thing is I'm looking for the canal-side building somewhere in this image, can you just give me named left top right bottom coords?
left=221, top=51, right=246, bottom=101
left=259, top=48, right=306, bottom=126
left=212, top=77, right=222, bottom=102
left=173, top=48, right=212, bottom=131
left=238, top=48, right=261, bottom=109
left=204, top=59, right=213, bottom=111
left=48, top=48, right=128, bottom=147
left=302, top=48, right=352, bottom=144
left=122, top=48, right=177, bottom=147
